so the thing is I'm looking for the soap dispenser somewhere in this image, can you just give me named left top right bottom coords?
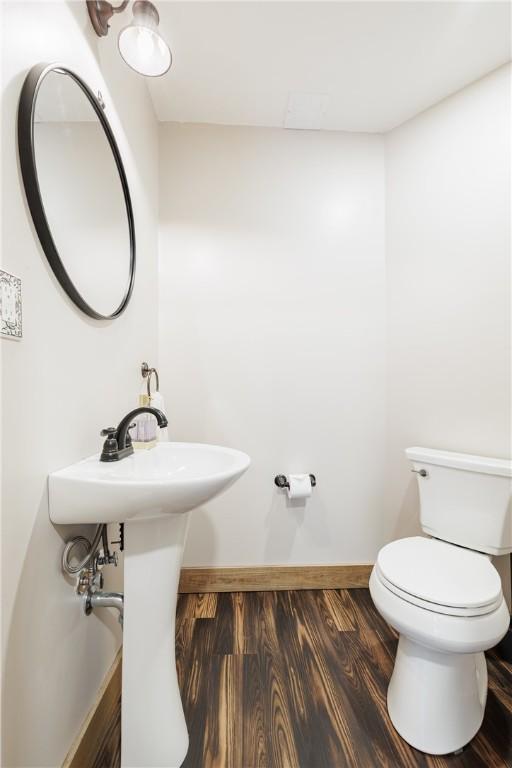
left=130, top=385, right=157, bottom=450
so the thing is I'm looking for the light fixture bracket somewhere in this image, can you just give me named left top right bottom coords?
left=87, top=0, right=172, bottom=77
left=87, top=0, right=130, bottom=37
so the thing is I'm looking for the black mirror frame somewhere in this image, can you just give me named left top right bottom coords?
left=17, top=62, right=136, bottom=320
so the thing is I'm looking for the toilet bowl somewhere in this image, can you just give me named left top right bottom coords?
left=370, top=448, right=512, bottom=755
left=370, top=538, right=509, bottom=755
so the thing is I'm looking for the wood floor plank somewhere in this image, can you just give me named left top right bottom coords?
left=242, top=653, right=268, bottom=768
left=321, top=589, right=356, bottom=631
left=470, top=689, right=512, bottom=766
left=94, top=589, right=512, bottom=768
left=179, top=617, right=218, bottom=768
left=297, top=590, right=420, bottom=768
left=175, top=617, right=196, bottom=687
left=489, top=682, right=512, bottom=717
left=203, top=654, right=243, bottom=768
left=179, top=592, right=218, bottom=619
left=276, top=591, right=365, bottom=767
left=289, top=591, right=376, bottom=767
left=233, top=591, right=258, bottom=655
left=90, top=693, right=121, bottom=768
left=193, top=592, right=218, bottom=618
left=272, top=591, right=329, bottom=766
left=340, top=589, right=399, bottom=684
left=176, top=592, right=192, bottom=626
left=487, top=650, right=512, bottom=694
left=257, top=592, right=302, bottom=768
left=210, top=592, right=236, bottom=655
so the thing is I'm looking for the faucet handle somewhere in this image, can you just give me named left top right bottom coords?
left=100, top=428, right=119, bottom=463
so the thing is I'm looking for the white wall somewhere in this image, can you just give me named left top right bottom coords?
left=385, top=64, right=511, bottom=602
left=159, top=124, right=387, bottom=567
left=158, top=65, right=511, bottom=600
left=1, top=3, right=158, bottom=765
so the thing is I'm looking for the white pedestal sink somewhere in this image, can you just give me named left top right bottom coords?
left=49, top=442, right=250, bottom=768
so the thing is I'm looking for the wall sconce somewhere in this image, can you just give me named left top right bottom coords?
left=87, top=0, right=172, bottom=77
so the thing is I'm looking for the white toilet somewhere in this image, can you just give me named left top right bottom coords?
left=370, top=447, right=512, bottom=756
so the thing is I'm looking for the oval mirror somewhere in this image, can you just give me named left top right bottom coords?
left=18, top=63, right=135, bottom=319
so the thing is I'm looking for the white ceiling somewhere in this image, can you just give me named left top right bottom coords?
left=148, top=1, right=511, bottom=133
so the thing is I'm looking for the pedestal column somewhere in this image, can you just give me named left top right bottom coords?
left=121, top=513, right=190, bottom=768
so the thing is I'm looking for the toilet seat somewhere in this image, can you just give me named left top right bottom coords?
left=376, top=536, right=502, bottom=618
left=375, top=568, right=503, bottom=617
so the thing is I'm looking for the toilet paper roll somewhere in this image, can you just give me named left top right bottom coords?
left=287, top=474, right=312, bottom=500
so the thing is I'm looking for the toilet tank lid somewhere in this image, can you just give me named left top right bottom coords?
left=406, top=447, right=512, bottom=478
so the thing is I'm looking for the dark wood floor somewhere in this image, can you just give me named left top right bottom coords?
left=95, top=589, right=512, bottom=767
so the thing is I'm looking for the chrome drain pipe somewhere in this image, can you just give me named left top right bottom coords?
left=85, top=591, right=124, bottom=627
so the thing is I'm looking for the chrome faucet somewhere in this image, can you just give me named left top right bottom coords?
left=86, top=590, right=124, bottom=627
left=100, top=406, right=168, bottom=462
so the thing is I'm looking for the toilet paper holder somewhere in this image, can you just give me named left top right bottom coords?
left=275, top=474, right=316, bottom=489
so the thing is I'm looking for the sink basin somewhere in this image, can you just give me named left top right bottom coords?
left=49, top=441, right=250, bottom=768
left=49, top=442, right=250, bottom=524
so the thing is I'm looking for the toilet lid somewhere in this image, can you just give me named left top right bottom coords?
left=376, top=537, right=502, bottom=610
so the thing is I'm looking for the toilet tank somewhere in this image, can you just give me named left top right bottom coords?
left=406, top=447, right=512, bottom=555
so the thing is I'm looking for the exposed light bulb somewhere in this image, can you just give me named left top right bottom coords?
left=118, top=1, right=172, bottom=77
left=136, top=28, right=155, bottom=60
